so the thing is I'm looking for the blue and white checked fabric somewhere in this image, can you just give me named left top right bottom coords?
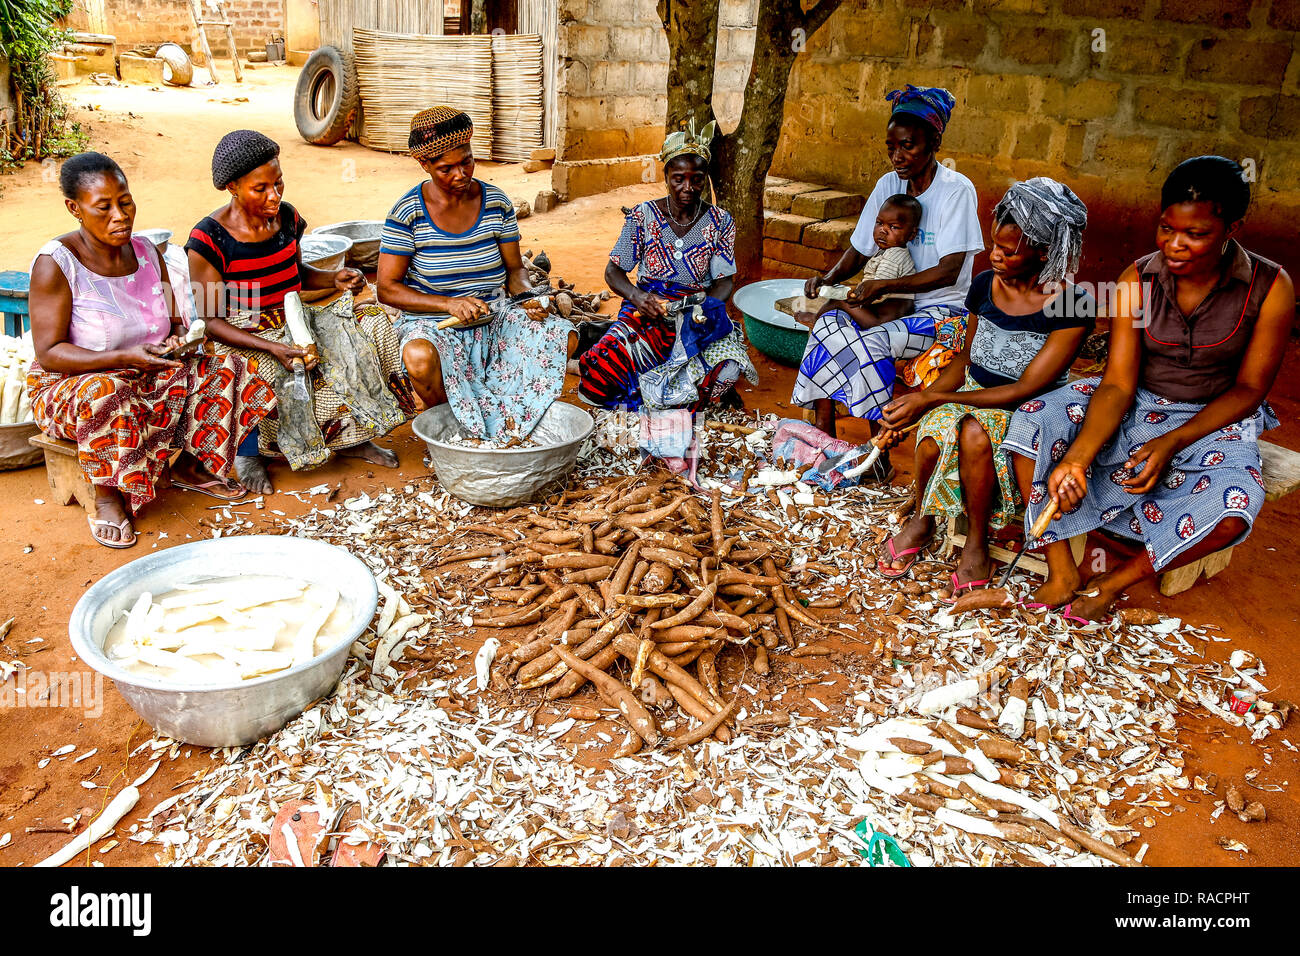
left=1002, top=377, right=1278, bottom=570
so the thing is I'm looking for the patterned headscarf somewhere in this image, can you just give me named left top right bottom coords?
left=409, top=106, right=474, bottom=161
left=661, top=117, right=717, bottom=165
left=885, top=84, right=956, bottom=138
left=993, top=177, right=1089, bottom=285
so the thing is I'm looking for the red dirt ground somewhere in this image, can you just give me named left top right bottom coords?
left=0, top=68, right=1295, bottom=868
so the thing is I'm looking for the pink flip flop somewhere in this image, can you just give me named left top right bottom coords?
left=172, top=476, right=247, bottom=501
left=877, top=536, right=930, bottom=580
left=942, top=572, right=992, bottom=605
left=1058, top=603, right=1092, bottom=626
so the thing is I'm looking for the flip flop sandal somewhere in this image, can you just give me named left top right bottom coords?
left=1057, top=603, right=1092, bottom=626
left=1016, top=599, right=1061, bottom=611
left=328, top=804, right=387, bottom=867
left=876, top=536, right=931, bottom=580
left=268, top=799, right=328, bottom=867
left=87, top=515, right=137, bottom=549
left=942, top=572, right=992, bottom=605
left=172, top=476, right=248, bottom=501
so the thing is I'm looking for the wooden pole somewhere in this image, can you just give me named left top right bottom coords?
left=188, top=0, right=220, bottom=85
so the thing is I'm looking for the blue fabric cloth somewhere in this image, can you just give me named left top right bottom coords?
left=237, top=426, right=260, bottom=458
left=1002, top=378, right=1278, bottom=570
left=886, top=84, right=955, bottom=135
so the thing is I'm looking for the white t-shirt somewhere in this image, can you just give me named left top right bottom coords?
left=849, top=163, right=984, bottom=311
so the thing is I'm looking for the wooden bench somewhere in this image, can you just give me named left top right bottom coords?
left=1159, top=439, right=1300, bottom=595
left=941, top=439, right=1300, bottom=592
left=28, top=433, right=97, bottom=515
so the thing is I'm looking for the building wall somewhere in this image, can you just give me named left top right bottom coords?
left=552, top=0, right=756, bottom=200
left=557, top=0, right=1300, bottom=281
left=64, top=0, right=286, bottom=58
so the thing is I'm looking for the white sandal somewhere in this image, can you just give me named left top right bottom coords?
left=87, top=514, right=137, bottom=549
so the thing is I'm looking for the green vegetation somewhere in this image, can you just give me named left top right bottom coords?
left=0, top=0, right=87, bottom=169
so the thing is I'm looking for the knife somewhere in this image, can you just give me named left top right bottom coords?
left=997, top=500, right=1060, bottom=587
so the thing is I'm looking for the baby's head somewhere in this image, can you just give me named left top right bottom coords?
left=873, top=194, right=922, bottom=250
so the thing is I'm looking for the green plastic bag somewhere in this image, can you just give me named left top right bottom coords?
left=854, top=819, right=911, bottom=867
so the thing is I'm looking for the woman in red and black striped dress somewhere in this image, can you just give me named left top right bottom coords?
left=187, top=130, right=411, bottom=494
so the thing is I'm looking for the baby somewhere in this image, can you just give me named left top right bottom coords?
left=797, top=193, right=920, bottom=326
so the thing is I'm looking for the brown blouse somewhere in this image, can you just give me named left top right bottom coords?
left=1135, top=241, right=1280, bottom=404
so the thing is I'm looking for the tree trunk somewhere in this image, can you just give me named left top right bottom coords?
left=660, top=0, right=843, bottom=284
left=657, top=1, right=720, bottom=135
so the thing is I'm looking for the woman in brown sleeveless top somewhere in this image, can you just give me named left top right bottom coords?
left=1000, top=156, right=1294, bottom=621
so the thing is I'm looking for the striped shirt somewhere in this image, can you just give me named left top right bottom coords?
left=186, top=203, right=306, bottom=313
left=380, top=179, right=520, bottom=299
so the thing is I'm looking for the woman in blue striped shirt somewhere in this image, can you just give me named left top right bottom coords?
left=377, top=106, right=574, bottom=441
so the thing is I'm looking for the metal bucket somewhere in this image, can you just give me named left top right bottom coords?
left=134, top=228, right=173, bottom=253
left=69, top=535, right=378, bottom=747
left=299, top=233, right=353, bottom=273
left=0, top=420, right=41, bottom=470
left=412, top=401, right=594, bottom=507
left=311, top=220, right=384, bottom=271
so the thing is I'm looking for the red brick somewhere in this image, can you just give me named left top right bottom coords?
left=1186, top=39, right=1292, bottom=85
left=762, top=239, right=838, bottom=272
left=998, top=28, right=1072, bottom=66
left=1156, top=0, right=1253, bottom=29
left=941, top=20, right=990, bottom=63
left=790, top=188, right=865, bottom=220
left=1239, top=95, right=1300, bottom=139
left=763, top=211, right=814, bottom=242
left=1134, top=86, right=1222, bottom=131
left=1060, top=0, right=1145, bottom=16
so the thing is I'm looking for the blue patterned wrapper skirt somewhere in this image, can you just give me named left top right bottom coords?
left=1001, top=377, right=1277, bottom=570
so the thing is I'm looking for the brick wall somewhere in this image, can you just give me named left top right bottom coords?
left=772, top=0, right=1300, bottom=280
left=64, top=0, right=286, bottom=58
left=552, top=0, right=756, bottom=200
left=557, top=0, right=1300, bottom=281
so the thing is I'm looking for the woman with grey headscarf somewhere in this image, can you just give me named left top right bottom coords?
left=875, top=178, right=1094, bottom=599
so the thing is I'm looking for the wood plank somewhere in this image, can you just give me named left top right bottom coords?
left=1260, top=439, right=1300, bottom=501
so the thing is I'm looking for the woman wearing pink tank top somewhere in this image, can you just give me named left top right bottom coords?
left=26, top=153, right=275, bottom=548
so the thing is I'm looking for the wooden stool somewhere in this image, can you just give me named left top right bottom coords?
left=0, top=270, right=31, bottom=337
left=1159, top=439, right=1300, bottom=595
left=943, top=513, right=1087, bottom=578
left=28, top=433, right=96, bottom=514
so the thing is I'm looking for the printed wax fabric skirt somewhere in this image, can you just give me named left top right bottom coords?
left=217, top=295, right=413, bottom=469
left=578, top=280, right=757, bottom=412
left=915, top=370, right=1018, bottom=529
left=27, top=352, right=274, bottom=513
left=396, top=306, right=570, bottom=441
left=792, top=304, right=966, bottom=421
left=1002, top=377, right=1277, bottom=570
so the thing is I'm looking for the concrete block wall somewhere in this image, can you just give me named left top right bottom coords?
left=761, top=177, right=865, bottom=279
left=772, top=0, right=1300, bottom=280
left=64, top=0, right=286, bottom=58
left=553, top=0, right=758, bottom=200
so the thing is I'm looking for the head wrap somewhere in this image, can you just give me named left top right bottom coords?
left=661, top=117, right=717, bottom=165
left=884, top=84, right=956, bottom=138
left=993, top=177, right=1088, bottom=285
left=211, top=130, right=280, bottom=189
left=409, top=106, right=474, bottom=161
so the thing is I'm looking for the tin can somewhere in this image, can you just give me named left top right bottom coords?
left=1227, top=689, right=1257, bottom=715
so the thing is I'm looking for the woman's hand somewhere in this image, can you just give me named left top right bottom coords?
left=632, top=289, right=669, bottom=321
left=1047, top=458, right=1090, bottom=514
left=1121, top=433, right=1181, bottom=495
left=875, top=427, right=907, bottom=450
left=334, top=268, right=366, bottom=294
left=804, top=274, right=830, bottom=298
left=268, top=341, right=316, bottom=372
left=521, top=299, right=548, bottom=321
left=848, top=278, right=886, bottom=306
left=121, top=344, right=183, bottom=371
left=881, top=392, right=931, bottom=431
left=158, top=333, right=186, bottom=355
left=447, top=296, right=490, bottom=323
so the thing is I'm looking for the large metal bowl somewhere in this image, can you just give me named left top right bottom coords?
left=134, top=228, right=173, bottom=253
left=412, top=401, right=594, bottom=507
left=69, top=535, right=378, bottom=747
left=299, top=233, right=354, bottom=272
left=312, top=220, right=384, bottom=271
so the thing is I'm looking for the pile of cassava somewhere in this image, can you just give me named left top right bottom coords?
left=430, top=474, right=846, bottom=753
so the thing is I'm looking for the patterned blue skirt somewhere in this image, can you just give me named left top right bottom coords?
left=1001, top=377, right=1277, bottom=570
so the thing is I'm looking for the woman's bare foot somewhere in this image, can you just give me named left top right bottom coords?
left=1062, top=572, right=1123, bottom=621
left=1028, top=565, right=1082, bottom=608
left=89, top=488, right=134, bottom=546
left=339, top=441, right=398, bottom=468
left=940, top=547, right=994, bottom=601
left=236, top=455, right=275, bottom=495
left=879, top=515, right=933, bottom=574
